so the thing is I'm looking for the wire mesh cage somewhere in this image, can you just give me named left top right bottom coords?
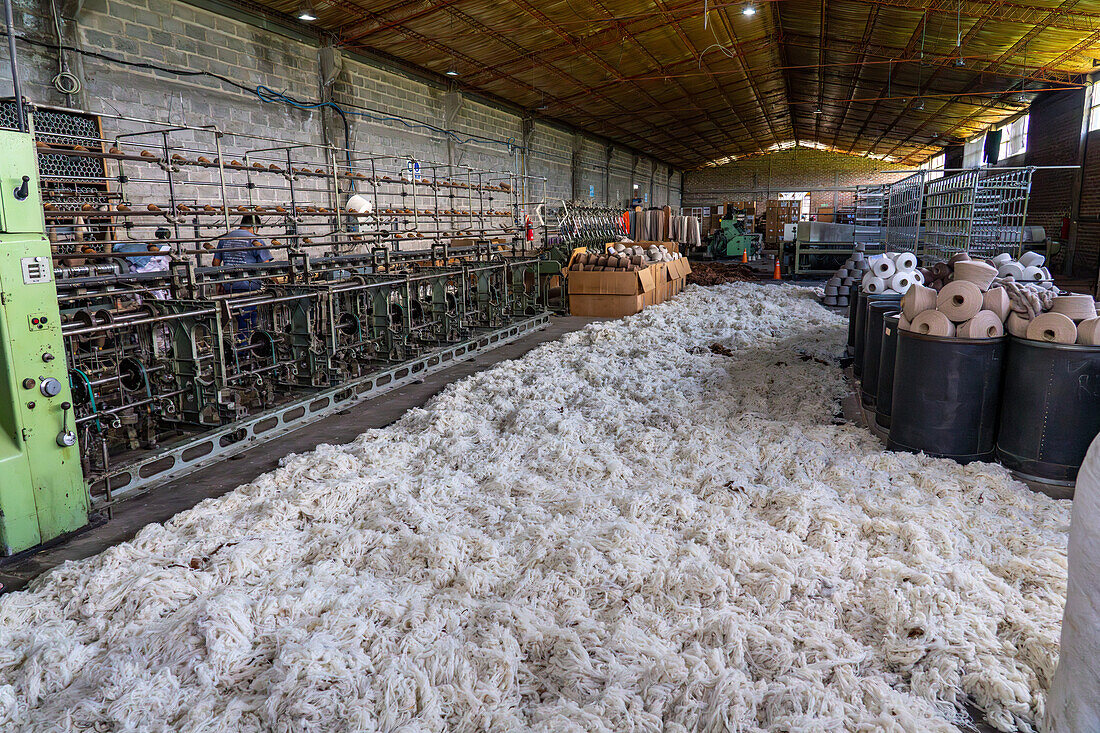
left=919, top=167, right=1035, bottom=262
left=883, top=172, right=925, bottom=253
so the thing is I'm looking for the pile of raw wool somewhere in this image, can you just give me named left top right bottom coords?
left=0, top=284, right=1069, bottom=732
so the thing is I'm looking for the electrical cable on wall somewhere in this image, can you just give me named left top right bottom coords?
left=48, top=0, right=81, bottom=96
left=3, top=31, right=518, bottom=152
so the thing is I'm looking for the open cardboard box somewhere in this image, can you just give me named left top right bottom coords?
left=565, top=243, right=690, bottom=317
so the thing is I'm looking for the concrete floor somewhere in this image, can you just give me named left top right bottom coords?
left=0, top=316, right=602, bottom=593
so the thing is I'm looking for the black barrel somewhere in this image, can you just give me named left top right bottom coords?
left=861, top=302, right=900, bottom=406
left=853, top=292, right=901, bottom=378
left=887, top=329, right=1007, bottom=463
left=996, top=337, right=1100, bottom=485
left=875, top=313, right=901, bottom=429
left=846, top=285, right=860, bottom=353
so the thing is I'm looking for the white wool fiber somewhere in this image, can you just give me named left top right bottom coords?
left=0, top=284, right=1069, bottom=732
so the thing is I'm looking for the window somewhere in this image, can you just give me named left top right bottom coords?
left=963, top=134, right=984, bottom=168
left=1090, top=79, right=1100, bottom=131
left=778, top=191, right=810, bottom=218
left=919, top=152, right=945, bottom=180
left=999, top=115, right=1029, bottom=160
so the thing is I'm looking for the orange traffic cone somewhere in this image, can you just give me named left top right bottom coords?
left=741, top=248, right=748, bottom=264
left=772, top=256, right=782, bottom=280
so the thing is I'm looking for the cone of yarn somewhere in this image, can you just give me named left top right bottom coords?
left=1019, top=250, right=1045, bottom=268
left=957, top=310, right=1005, bottom=339
left=1021, top=265, right=1045, bottom=283
left=936, top=280, right=983, bottom=322
left=901, top=283, right=937, bottom=321
left=932, top=262, right=951, bottom=280
left=953, top=260, right=998, bottom=290
left=1026, top=312, right=1077, bottom=344
left=890, top=271, right=915, bottom=293
left=992, top=253, right=1013, bottom=266
left=982, top=286, right=1010, bottom=321
left=863, top=275, right=887, bottom=294
left=893, top=252, right=918, bottom=271
left=899, top=314, right=912, bottom=331
left=1006, top=312, right=1030, bottom=338
left=910, top=309, right=956, bottom=337
left=1076, top=317, right=1100, bottom=346
left=1050, top=294, right=1097, bottom=322
left=997, top=262, right=1025, bottom=280
left=948, top=252, right=971, bottom=266
left=911, top=269, right=925, bottom=285
left=871, top=257, right=896, bottom=278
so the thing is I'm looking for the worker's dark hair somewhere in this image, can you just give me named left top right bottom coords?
left=239, top=214, right=261, bottom=229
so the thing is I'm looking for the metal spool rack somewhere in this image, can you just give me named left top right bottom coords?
left=1, top=100, right=566, bottom=526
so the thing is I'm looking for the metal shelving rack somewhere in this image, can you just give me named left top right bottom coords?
left=883, top=172, right=925, bottom=253
left=853, top=184, right=887, bottom=253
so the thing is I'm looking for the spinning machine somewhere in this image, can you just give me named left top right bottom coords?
left=0, top=89, right=559, bottom=555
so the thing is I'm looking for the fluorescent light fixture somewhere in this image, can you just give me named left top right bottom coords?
left=297, top=2, right=317, bottom=21
left=742, top=5, right=756, bottom=15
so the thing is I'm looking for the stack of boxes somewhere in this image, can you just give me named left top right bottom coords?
left=765, top=200, right=801, bottom=244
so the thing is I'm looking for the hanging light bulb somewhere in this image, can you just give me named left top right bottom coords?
left=445, top=67, right=459, bottom=77
left=742, top=5, right=756, bottom=15
left=296, top=1, right=317, bottom=21
left=915, top=99, right=925, bottom=110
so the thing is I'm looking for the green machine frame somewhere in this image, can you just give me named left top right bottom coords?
left=0, top=116, right=90, bottom=555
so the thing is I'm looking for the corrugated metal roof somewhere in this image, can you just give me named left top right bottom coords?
left=247, top=0, right=1099, bottom=167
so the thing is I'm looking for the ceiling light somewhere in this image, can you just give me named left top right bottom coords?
left=296, top=1, right=317, bottom=21
left=742, top=5, right=756, bottom=15
left=914, top=99, right=925, bottom=111
left=955, top=57, right=966, bottom=67
left=814, top=106, right=822, bottom=115
left=445, top=67, right=459, bottom=77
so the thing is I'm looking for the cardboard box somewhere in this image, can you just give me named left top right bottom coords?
left=566, top=247, right=690, bottom=317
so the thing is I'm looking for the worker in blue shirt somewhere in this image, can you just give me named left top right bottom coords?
left=212, top=214, right=274, bottom=292
left=213, top=214, right=274, bottom=337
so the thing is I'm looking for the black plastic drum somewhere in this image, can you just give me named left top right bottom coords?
left=853, top=292, right=901, bottom=379
left=996, top=337, right=1100, bottom=485
left=875, top=314, right=901, bottom=430
left=887, top=329, right=1007, bottom=463
left=861, top=302, right=900, bottom=407
left=847, top=286, right=860, bottom=353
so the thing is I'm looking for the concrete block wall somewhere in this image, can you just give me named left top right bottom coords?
left=1, top=0, right=677, bottom=225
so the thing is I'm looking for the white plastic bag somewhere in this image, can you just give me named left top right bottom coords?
left=1046, top=435, right=1100, bottom=731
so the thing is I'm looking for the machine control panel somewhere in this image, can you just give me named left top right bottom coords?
left=21, top=256, right=51, bottom=284
left=28, top=314, right=52, bottom=330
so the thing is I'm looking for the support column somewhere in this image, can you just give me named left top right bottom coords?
left=443, top=84, right=464, bottom=168
left=604, top=145, right=613, bottom=206
left=520, top=116, right=534, bottom=213
left=570, top=132, right=584, bottom=201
